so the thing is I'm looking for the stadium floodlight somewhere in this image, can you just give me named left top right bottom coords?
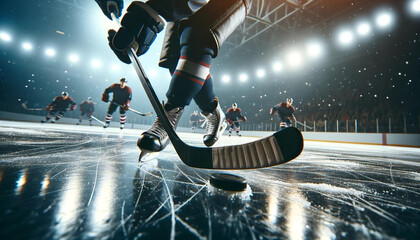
left=91, top=59, right=101, bottom=68
left=408, top=0, right=420, bottom=16
left=68, top=54, right=79, bottom=63
left=356, top=21, right=371, bottom=36
left=111, top=63, right=120, bottom=71
left=256, top=68, right=266, bottom=78
left=221, top=74, right=231, bottom=84
left=285, top=49, right=303, bottom=69
left=306, top=40, right=324, bottom=59
left=337, top=29, right=354, bottom=46
left=0, top=32, right=12, bottom=42
left=239, top=73, right=248, bottom=82
left=45, top=48, right=56, bottom=57
left=22, top=42, right=33, bottom=51
left=272, top=61, right=283, bottom=72
left=375, top=10, right=394, bottom=29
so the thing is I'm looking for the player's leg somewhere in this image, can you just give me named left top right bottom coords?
left=235, top=122, right=241, bottom=136
left=119, top=107, right=126, bottom=129
left=42, top=111, right=55, bottom=123
left=104, top=103, right=117, bottom=128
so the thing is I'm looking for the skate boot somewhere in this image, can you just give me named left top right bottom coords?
left=51, top=120, right=56, bottom=123
left=137, top=104, right=184, bottom=153
left=228, top=128, right=233, bottom=137
left=120, top=123, right=125, bottom=130
left=41, top=119, right=47, bottom=123
left=103, top=122, right=110, bottom=128
left=201, top=99, right=227, bottom=147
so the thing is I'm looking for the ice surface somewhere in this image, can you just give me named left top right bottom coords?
left=0, top=120, right=419, bottom=240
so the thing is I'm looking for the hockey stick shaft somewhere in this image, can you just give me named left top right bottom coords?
left=296, top=120, right=312, bottom=129
left=21, top=103, right=45, bottom=111
left=90, top=115, right=105, bottom=126
left=110, top=101, right=152, bottom=116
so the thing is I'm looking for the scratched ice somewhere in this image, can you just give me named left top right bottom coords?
left=0, top=120, right=419, bottom=240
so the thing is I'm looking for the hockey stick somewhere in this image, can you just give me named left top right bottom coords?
left=111, top=101, right=153, bottom=116
left=90, top=115, right=105, bottom=126
left=111, top=15, right=303, bottom=169
left=296, top=120, right=313, bottom=130
left=21, top=102, right=45, bottom=111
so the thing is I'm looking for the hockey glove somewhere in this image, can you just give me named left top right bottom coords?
left=46, top=105, right=54, bottom=111
left=70, top=104, right=77, bottom=111
left=241, top=116, right=247, bottom=122
left=123, top=101, right=130, bottom=111
left=102, top=93, right=109, bottom=103
left=95, top=0, right=124, bottom=20
left=226, top=119, right=233, bottom=126
left=108, top=1, right=165, bottom=64
left=269, top=108, right=276, bottom=115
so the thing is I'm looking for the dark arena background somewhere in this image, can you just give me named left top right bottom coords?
left=1, top=0, right=420, bottom=240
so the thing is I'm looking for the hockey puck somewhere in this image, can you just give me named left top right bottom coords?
left=210, top=173, right=247, bottom=191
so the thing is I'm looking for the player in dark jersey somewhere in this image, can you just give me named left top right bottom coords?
left=270, top=98, right=296, bottom=129
left=41, top=91, right=76, bottom=123
left=77, top=97, right=96, bottom=126
left=101, top=77, right=132, bottom=129
left=225, top=103, right=247, bottom=136
left=95, top=0, right=251, bottom=153
left=189, top=111, right=202, bottom=133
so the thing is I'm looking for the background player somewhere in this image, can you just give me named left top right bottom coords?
left=101, top=77, right=132, bottom=129
left=77, top=97, right=95, bottom=126
left=189, top=110, right=202, bottom=133
left=225, top=103, right=247, bottom=136
left=96, top=0, right=250, bottom=153
left=41, top=91, right=76, bottom=123
left=270, top=98, right=296, bottom=129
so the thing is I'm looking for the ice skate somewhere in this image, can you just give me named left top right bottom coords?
left=201, top=99, right=227, bottom=147
left=120, top=123, right=125, bottom=129
left=137, top=105, right=184, bottom=153
left=51, top=120, right=56, bottom=123
left=103, top=122, right=110, bottom=128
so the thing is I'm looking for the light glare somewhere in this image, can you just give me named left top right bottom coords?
left=338, top=30, right=354, bottom=45
left=376, top=11, right=393, bottom=28
left=356, top=22, right=371, bottom=36
left=22, top=42, right=33, bottom=51
left=0, top=32, right=12, bottom=42
left=286, top=50, right=303, bottom=68
left=69, top=54, right=79, bottom=63
left=45, top=48, right=56, bottom=57
left=256, top=69, right=266, bottom=78
left=272, top=61, right=283, bottom=72
left=222, top=75, right=231, bottom=83
left=239, top=73, right=248, bottom=82
left=306, top=41, right=323, bottom=58
left=91, top=59, right=101, bottom=68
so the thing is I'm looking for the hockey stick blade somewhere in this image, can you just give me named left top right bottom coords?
left=127, top=49, right=304, bottom=169
left=22, top=102, right=45, bottom=111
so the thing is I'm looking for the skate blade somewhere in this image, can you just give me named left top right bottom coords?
left=138, top=151, right=157, bottom=163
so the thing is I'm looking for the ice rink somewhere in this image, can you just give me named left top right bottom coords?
left=0, top=120, right=419, bottom=240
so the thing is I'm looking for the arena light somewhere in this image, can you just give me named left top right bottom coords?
left=45, top=48, right=56, bottom=57
left=337, top=29, right=354, bottom=46
left=111, top=63, right=120, bottom=71
left=0, top=32, right=12, bottom=42
left=375, top=10, right=394, bottom=29
left=256, top=68, right=266, bottom=78
left=91, top=59, right=101, bottom=68
left=239, top=73, right=248, bottom=82
left=68, top=54, right=79, bottom=63
left=285, top=50, right=303, bottom=69
left=221, top=74, right=231, bottom=84
left=306, top=40, right=324, bottom=59
left=272, top=61, right=283, bottom=72
left=22, top=42, right=33, bottom=51
left=408, top=0, right=420, bottom=16
left=356, top=21, right=371, bottom=36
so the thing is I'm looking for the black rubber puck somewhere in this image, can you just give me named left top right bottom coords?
left=210, top=173, right=247, bottom=191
